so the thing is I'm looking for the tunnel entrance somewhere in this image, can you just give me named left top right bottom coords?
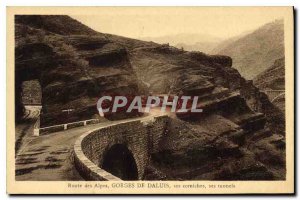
left=102, top=144, right=138, bottom=180
left=21, top=80, right=42, bottom=105
left=16, top=78, right=42, bottom=122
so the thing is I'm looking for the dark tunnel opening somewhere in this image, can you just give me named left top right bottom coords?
left=102, top=144, right=138, bottom=180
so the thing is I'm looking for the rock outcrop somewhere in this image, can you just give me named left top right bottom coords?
left=15, top=16, right=139, bottom=126
left=15, top=15, right=286, bottom=180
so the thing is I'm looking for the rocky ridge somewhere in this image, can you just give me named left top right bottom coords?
left=15, top=15, right=286, bottom=180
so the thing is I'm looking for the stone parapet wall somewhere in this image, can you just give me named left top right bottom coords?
left=74, top=133, right=121, bottom=181
left=74, top=115, right=169, bottom=181
left=142, top=115, right=169, bottom=153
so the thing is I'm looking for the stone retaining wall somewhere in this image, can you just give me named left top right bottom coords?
left=74, top=115, right=169, bottom=181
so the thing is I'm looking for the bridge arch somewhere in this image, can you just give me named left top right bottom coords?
left=102, top=143, right=138, bottom=180
left=73, top=115, right=169, bottom=181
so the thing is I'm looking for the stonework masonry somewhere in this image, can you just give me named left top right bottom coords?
left=74, top=115, right=169, bottom=180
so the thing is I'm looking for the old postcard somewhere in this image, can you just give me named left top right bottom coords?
left=7, top=7, right=294, bottom=194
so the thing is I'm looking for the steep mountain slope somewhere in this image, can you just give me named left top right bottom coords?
left=174, top=30, right=252, bottom=54
left=15, top=15, right=98, bottom=35
left=15, top=16, right=140, bottom=126
left=215, top=19, right=284, bottom=79
left=254, top=57, right=285, bottom=90
left=15, top=15, right=285, bottom=180
left=254, top=57, right=285, bottom=112
left=210, top=30, right=253, bottom=54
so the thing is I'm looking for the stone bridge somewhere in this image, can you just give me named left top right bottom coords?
left=263, top=90, right=285, bottom=103
left=74, top=115, right=169, bottom=181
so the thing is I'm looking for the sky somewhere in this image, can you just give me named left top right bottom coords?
left=70, top=7, right=287, bottom=40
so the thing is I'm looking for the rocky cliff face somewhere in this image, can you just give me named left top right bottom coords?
left=125, top=42, right=285, bottom=180
left=15, top=16, right=140, bottom=126
left=15, top=15, right=285, bottom=180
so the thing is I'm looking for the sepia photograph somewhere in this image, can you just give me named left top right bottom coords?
left=6, top=6, right=294, bottom=194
